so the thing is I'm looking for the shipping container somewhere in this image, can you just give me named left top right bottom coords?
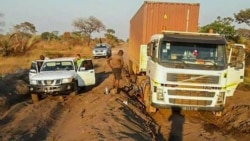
left=128, top=1, right=200, bottom=74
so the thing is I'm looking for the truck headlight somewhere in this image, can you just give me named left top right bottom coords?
left=216, top=92, right=225, bottom=105
left=30, top=80, right=37, bottom=85
left=62, top=78, right=73, bottom=84
left=157, top=88, right=164, bottom=101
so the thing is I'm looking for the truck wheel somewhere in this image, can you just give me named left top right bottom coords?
left=214, top=111, right=222, bottom=117
left=143, top=84, right=156, bottom=113
left=31, top=93, right=39, bottom=103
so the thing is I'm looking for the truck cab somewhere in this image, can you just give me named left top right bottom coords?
left=144, top=31, right=245, bottom=114
left=28, top=57, right=96, bottom=103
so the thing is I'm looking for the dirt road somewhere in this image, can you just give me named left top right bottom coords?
left=0, top=46, right=250, bottom=141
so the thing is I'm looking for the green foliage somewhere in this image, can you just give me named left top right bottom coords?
left=41, top=31, right=60, bottom=41
left=41, top=32, right=50, bottom=40
left=234, top=8, right=250, bottom=27
left=104, top=28, right=119, bottom=47
left=199, top=16, right=236, bottom=40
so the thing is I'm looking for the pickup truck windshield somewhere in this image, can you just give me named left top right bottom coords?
left=159, top=41, right=227, bottom=70
left=40, top=61, right=74, bottom=71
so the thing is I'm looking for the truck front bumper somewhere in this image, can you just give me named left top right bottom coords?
left=151, top=102, right=224, bottom=111
left=29, top=83, right=75, bottom=95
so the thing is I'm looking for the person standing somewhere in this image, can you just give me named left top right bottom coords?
left=107, top=50, right=124, bottom=93
left=38, top=55, right=49, bottom=72
left=75, top=54, right=83, bottom=68
left=40, top=55, right=50, bottom=60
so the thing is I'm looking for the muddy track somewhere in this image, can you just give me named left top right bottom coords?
left=149, top=90, right=250, bottom=141
left=0, top=97, right=68, bottom=141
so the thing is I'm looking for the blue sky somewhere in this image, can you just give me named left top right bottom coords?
left=0, top=0, right=249, bottom=40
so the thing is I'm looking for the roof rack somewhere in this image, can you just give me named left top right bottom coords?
left=162, top=30, right=221, bottom=36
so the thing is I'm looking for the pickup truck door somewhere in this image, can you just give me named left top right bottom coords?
left=77, top=60, right=96, bottom=86
left=29, top=60, right=44, bottom=81
left=226, top=44, right=245, bottom=96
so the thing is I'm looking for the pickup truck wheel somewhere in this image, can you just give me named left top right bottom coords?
left=31, top=93, right=39, bottom=103
left=70, top=90, right=78, bottom=96
left=143, top=84, right=156, bottom=113
left=70, top=82, right=78, bottom=96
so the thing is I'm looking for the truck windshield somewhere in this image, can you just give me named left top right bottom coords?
left=40, top=61, right=74, bottom=71
left=159, top=41, right=227, bottom=70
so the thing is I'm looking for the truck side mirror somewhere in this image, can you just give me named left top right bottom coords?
left=147, top=41, right=156, bottom=57
left=147, top=44, right=151, bottom=56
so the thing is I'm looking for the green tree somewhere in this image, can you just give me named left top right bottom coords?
left=234, top=8, right=250, bottom=27
left=199, top=16, right=236, bottom=40
left=104, top=28, right=119, bottom=47
left=41, top=31, right=60, bottom=41
left=72, top=16, right=105, bottom=46
left=41, top=32, right=51, bottom=40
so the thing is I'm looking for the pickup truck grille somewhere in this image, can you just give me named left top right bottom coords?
left=37, top=80, right=61, bottom=85
left=167, top=73, right=219, bottom=84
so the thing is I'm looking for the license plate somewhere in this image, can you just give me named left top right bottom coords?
left=182, top=106, right=198, bottom=110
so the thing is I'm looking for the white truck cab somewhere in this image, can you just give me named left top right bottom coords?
left=142, top=31, right=245, bottom=115
left=28, top=57, right=96, bottom=103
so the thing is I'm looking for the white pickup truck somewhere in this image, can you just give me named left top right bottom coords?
left=28, top=57, right=96, bottom=103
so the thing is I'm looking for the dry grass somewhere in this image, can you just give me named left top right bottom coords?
left=0, top=41, right=93, bottom=75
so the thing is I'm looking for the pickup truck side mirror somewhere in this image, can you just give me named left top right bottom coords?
left=29, top=69, right=37, bottom=73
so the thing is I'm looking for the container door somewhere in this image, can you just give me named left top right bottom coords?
left=226, top=44, right=245, bottom=96
left=77, top=60, right=96, bottom=86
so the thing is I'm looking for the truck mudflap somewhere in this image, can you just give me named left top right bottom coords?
left=29, top=82, right=75, bottom=95
left=151, top=103, right=224, bottom=111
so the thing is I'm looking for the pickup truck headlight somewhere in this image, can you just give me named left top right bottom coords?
left=30, top=80, right=37, bottom=85
left=62, top=78, right=73, bottom=84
